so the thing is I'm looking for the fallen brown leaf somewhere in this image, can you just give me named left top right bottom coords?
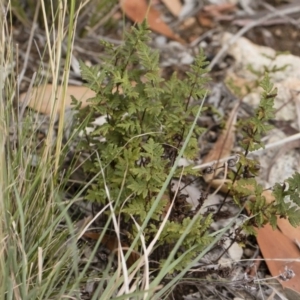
left=259, top=190, right=300, bottom=242
left=161, top=0, right=182, bottom=17
left=198, top=15, right=215, bottom=28
left=210, top=183, right=300, bottom=292
left=256, top=224, right=300, bottom=292
left=19, top=84, right=95, bottom=115
left=203, top=101, right=239, bottom=183
left=252, top=192, right=300, bottom=292
left=120, top=0, right=185, bottom=43
left=223, top=185, right=300, bottom=245
left=203, top=102, right=239, bottom=164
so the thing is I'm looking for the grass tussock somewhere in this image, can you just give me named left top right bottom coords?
left=1, top=1, right=84, bottom=298
left=3, top=1, right=298, bottom=299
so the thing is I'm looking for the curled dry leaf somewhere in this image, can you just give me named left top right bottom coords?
left=19, top=84, right=95, bottom=115
left=120, top=0, right=185, bottom=44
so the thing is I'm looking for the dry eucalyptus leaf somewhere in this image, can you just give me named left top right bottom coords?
left=203, top=101, right=239, bottom=164
left=284, top=287, right=300, bottom=300
left=20, top=84, right=95, bottom=115
left=258, top=190, right=300, bottom=242
left=202, top=101, right=239, bottom=183
left=120, top=0, right=185, bottom=44
left=244, top=184, right=300, bottom=292
left=161, top=0, right=182, bottom=17
left=256, top=224, right=300, bottom=292
left=243, top=188, right=300, bottom=244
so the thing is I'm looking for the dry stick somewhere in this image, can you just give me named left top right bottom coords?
left=208, top=4, right=300, bottom=71
left=192, top=132, right=300, bottom=171
left=239, top=0, right=255, bottom=15
left=262, top=2, right=300, bottom=29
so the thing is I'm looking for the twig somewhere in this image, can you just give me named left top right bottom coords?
left=193, top=132, right=300, bottom=171
left=262, top=1, right=300, bottom=29
left=209, top=4, right=300, bottom=70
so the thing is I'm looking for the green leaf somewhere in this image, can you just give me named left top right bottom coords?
left=287, top=207, right=300, bottom=227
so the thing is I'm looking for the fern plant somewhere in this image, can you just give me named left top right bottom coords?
left=226, top=74, right=300, bottom=232
left=76, top=22, right=213, bottom=268
left=75, top=23, right=300, bottom=272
